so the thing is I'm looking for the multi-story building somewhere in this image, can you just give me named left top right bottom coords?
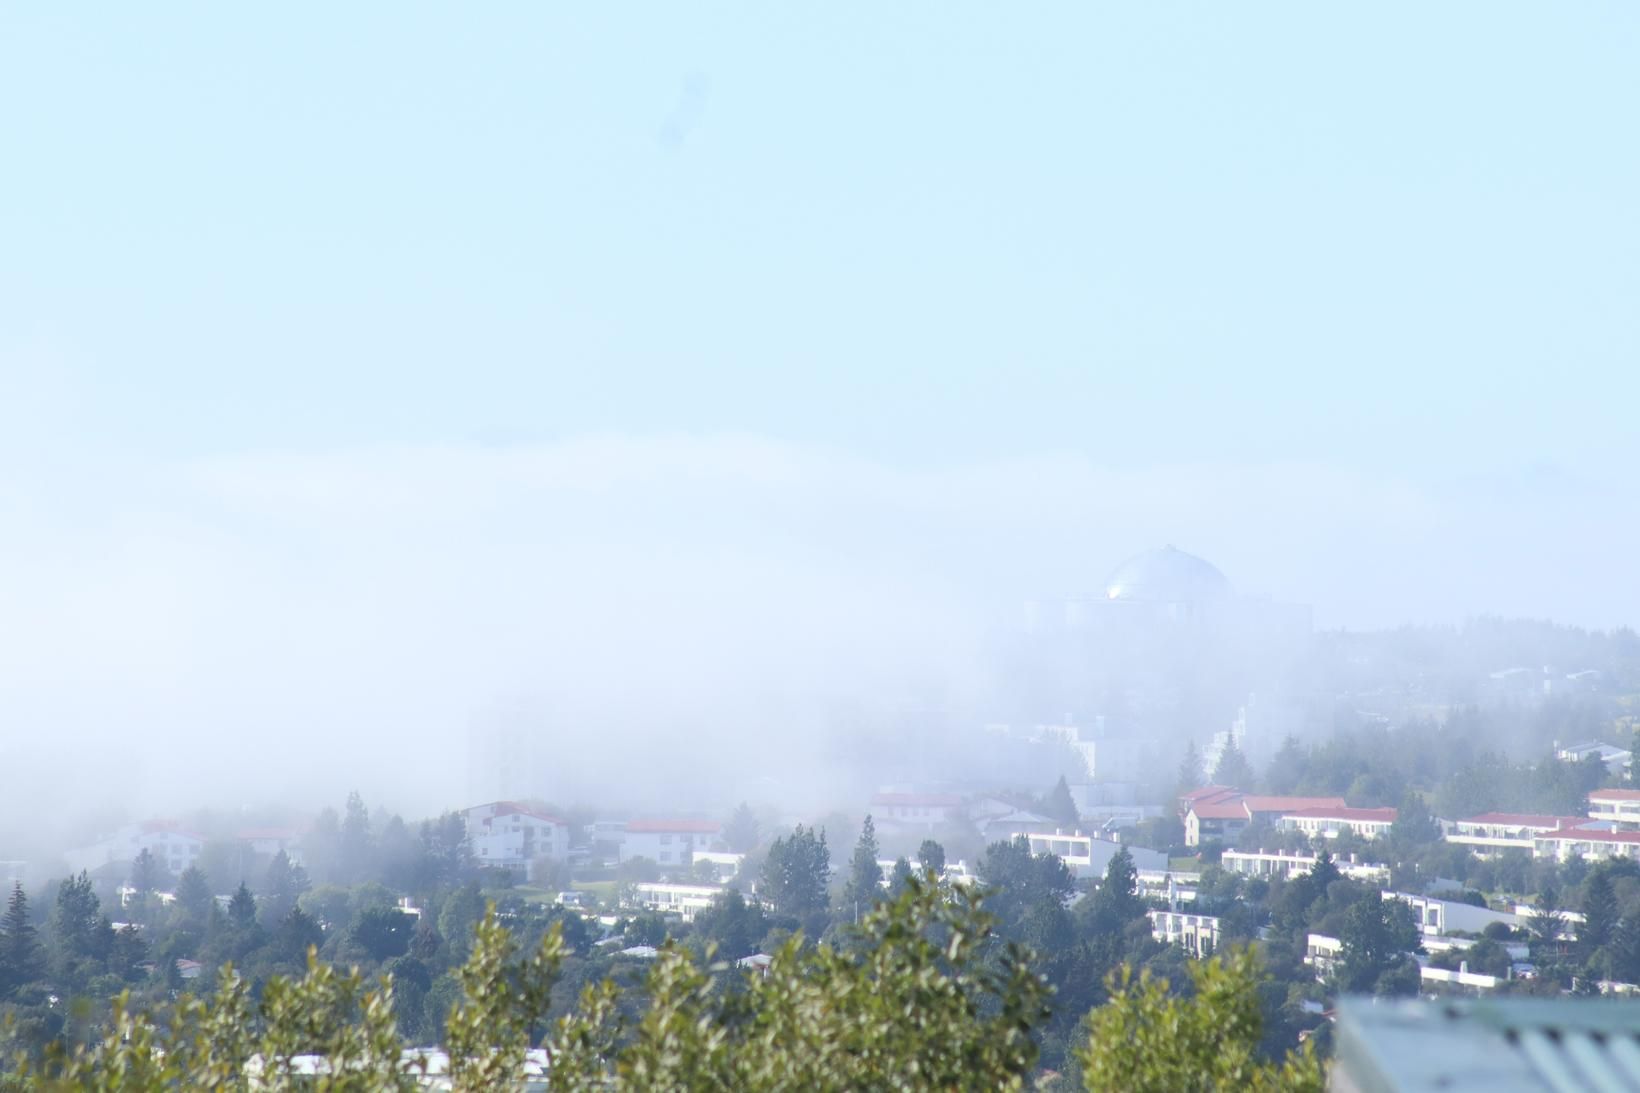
left=1279, top=806, right=1397, bottom=842
left=1587, top=789, right=1640, bottom=829
left=63, top=821, right=204, bottom=877
left=463, top=802, right=571, bottom=875
left=620, top=819, right=722, bottom=868
left=631, top=882, right=725, bottom=922
left=1533, top=827, right=1640, bottom=863
left=1382, top=891, right=1521, bottom=937
left=1445, top=814, right=1589, bottom=854
left=870, top=792, right=964, bottom=831
left=1220, top=849, right=1389, bottom=883
left=1024, top=831, right=1168, bottom=878
left=1179, top=788, right=1347, bottom=847
left=1149, top=910, right=1220, bottom=958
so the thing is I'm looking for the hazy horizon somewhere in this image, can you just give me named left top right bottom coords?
left=4, top=4, right=1638, bottom=825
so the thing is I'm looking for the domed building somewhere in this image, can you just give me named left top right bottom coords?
left=1103, top=545, right=1231, bottom=611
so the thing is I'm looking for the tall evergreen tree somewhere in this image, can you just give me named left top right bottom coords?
left=228, top=883, right=258, bottom=929
left=1177, top=740, right=1204, bottom=791
left=916, top=839, right=946, bottom=878
left=759, top=825, right=831, bottom=932
left=129, top=848, right=170, bottom=895
left=842, top=816, right=882, bottom=917
left=174, top=865, right=214, bottom=930
left=340, top=790, right=374, bottom=882
left=1086, top=847, right=1143, bottom=935
left=1041, top=776, right=1080, bottom=830
left=1579, top=869, right=1619, bottom=965
left=0, top=882, right=45, bottom=998
left=262, top=849, right=311, bottom=925
left=724, top=802, right=761, bottom=853
left=1212, top=738, right=1256, bottom=789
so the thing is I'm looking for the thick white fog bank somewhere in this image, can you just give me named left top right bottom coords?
left=1, top=433, right=1636, bottom=827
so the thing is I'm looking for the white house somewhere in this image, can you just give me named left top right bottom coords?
left=1279, top=806, right=1397, bottom=842
left=1149, top=910, right=1220, bottom=958
left=631, top=882, right=724, bottom=922
left=870, top=792, right=964, bottom=831
left=1445, top=814, right=1588, bottom=855
left=1024, top=832, right=1167, bottom=878
left=1220, top=849, right=1389, bottom=884
left=1382, top=891, right=1520, bottom=937
left=1557, top=741, right=1632, bottom=778
left=1533, top=827, right=1640, bottom=863
left=463, top=802, right=571, bottom=875
left=1587, top=789, right=1640, bottom=829
left=63, top=821, right=205, bottom=877
left=620, top=820, right=722, bottom=867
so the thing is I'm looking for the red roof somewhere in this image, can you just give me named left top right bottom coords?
left=1191, top=799, right=1254, bottom=820
left=1283, top=807, right=1397, bottom=823
left=625, top=819, right=722, bottom=834
left=1589, top=789, right=1640, bottom=802
left=870, top=793, right=963, bottom=808
left=1459, top=813, right=1587, bottom=830
left=1241, top=796, right=1348, bottom=815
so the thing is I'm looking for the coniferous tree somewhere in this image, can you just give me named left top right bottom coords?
left=261, top=849, right=311, bottom=925
left=175, top=865, right=214, bottom=930
left=842, top=816, right=882, bottom=918
left=1178, top=740, right=1204, bottom=792
left=759, top=825, right=831, bottom=933
left=1212, top=738, right=1256, bottom=789
left=1579, top=869, right=1619, bottom=967
left=724, top=802, right=761, bottom=853
left=1042, top=776, right=1081, bottom=830
left=916, top=839, right=946, bottom=878
left=129, top=848, right=170, bottom=895
left=0, top=882, right=45, bottom=998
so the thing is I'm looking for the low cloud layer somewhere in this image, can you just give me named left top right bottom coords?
left=1, top=433, right=1633, bottom=830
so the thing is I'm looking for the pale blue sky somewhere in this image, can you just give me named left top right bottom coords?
left=4, top=4, right=1635, bottom=470
left=3, top=5, right=1639, bottom=813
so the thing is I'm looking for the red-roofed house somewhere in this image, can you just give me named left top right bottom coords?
left=620, top=820, right=722, bottom=867
left=1588, top=789, right=1640, bottom=827
left=1180, top=789, right=1351, bottom=847
left=870, top=792, right=964, bottom=831
left=1279, top=807, right=1398, bottom=842
left=463, top=802, right=570, bottom=875
left=1447, top=814, right=1591, bottom=853
left=1534, top=826, right=1640, bottom=863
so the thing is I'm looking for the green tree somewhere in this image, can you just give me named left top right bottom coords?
left=340, top=790, right=374, bottom=882
left=1387, top=790, right=1440, bottom=850
left=50, top=871, right=112, bottom=985
left=1262, top=736, right=1307, bottom=794
left=1077, top=949, right=1324, bottom=1092
left=1084, top=847, right=1144, bottom=936
left=1042, top=776, right=1081, bottom=830
left=1212, top=739, right=1256, bottom=789
left=261, top=849, right=311, bottom=925
left=724, top=802, right=761, bottom=853
left=978, top=836, right=1076, bottom=936
left=174, top=865, right=214, bottom=929
left=227, top=883, right=257, bottom=930
left=1579, top=869, right=1619, bottom=967
left=1178, top=740, right=1204, bottom=792
left=1527, top=885, right=1568, bottom=947
left=916, top=838, right=946, bottom=877
left=0, top=882, right=45, bottom=998
left=129, top=848, right=171, bottom=896
left=842, top=815, right=882, bottom=919
left=759, top=825, right=831, bottom=934
left=1336, top=895, right=1419, bottom=995
left=692, top=889, right=767, bottom=960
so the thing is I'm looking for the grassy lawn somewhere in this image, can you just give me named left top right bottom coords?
left=1169, top=856, right=1201, bottom=872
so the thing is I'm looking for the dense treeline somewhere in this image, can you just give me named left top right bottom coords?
left=2, top=877, right=1322, bottom=1091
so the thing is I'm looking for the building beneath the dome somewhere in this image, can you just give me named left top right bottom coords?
left=1005, top=546, right=1312, bottom=788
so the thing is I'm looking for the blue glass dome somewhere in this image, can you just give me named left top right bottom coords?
left=1103, top=546, right=1230, bottom=605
